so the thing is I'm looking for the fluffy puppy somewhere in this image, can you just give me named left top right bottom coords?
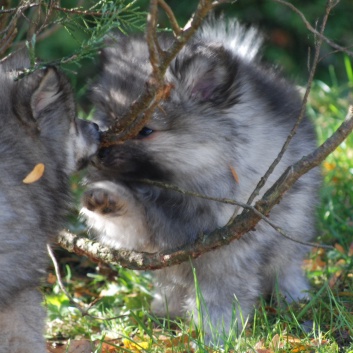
left=82, top=20, right=320, bottom=343
left=0, top=53, right=100, bottom=353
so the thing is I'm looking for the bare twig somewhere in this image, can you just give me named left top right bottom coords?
left=146, top=0, right=162, bottom=73
left=26, top=0, right=40, bottom=40
left=0, top=1, right=32, bottom=55
left=47, top=243, right=130, bottom=321
left=157, top=0, right=181, bottom=36
left=0, top=0, right=11, bottom=33
left=47, top=244, right=77, bottom=305
left=246, top=0, right=335, bottom=206
left=35, top=0, right=56, bottom=39
left=0, top=26, right=17, bottom=56
left=0, top=3, right=115, bottom=17
left=272, top=0, right=353, bottom=58
left=129, top=178, right=333, bottom=250
left=35, top=23, right=62, bottom=42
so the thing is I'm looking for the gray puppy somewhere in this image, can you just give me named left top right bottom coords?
left=0, top=54, right=100, bottom=353
left=82, top=21, right=320, bottom=342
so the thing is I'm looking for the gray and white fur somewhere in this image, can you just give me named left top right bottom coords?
left=82, top=20, right=320, bottom=343
left=0, top=53, right=100, bottom=353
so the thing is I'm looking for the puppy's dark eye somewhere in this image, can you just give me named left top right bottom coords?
left=138, top=127, right=154, bottom=137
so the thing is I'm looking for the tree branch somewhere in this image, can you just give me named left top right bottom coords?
left=157, top=0, right=182, bottom=36
left=58, top=107, right=353, bottom=270
left=99, top=0, right=222, bottom=146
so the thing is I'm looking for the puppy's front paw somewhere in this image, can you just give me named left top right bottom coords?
left=81, top=182, right=152, bottom=251
left=82, top=189, right=123, bottom=215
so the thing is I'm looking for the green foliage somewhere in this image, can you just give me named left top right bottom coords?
left=45, top=264, right=153, bottom=341
left=34, top=0, right=145, bottom=63
left=309, top=55, right=353, bottom=248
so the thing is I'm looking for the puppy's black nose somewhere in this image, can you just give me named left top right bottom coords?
left=92, top=122, right=100, bottom=132
left=98, top=147, right=111, bottom=160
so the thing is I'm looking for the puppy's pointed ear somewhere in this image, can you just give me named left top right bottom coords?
left=12, top=67, right=75, bottom=134
left=31, top=68, right=62, bottom=119
left=172, top=44, right=240, bottom=108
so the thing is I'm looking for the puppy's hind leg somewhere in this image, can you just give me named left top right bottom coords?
left=278, top=261, right=310, bottom=302
left=151, top=281, right=188, bottom=319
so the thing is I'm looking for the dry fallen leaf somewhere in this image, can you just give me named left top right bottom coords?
left=253, top=339, right=274, bottom=353
left=334, top=243, right=345, bottom=254
left=271, top=334, right=280, bottom=350
left=100, top=340, right=122, bottom=353
left=329, top=258, right=346, bottom=288
left=310, top=338, right=329, bottom=346
left=156, top=332, right=194, bottom=350
left=23, top=163, right=45, bottom=184
left=250, top=334, right=328, bottom=353
left=46, top=273, right=57, bottom=285
left=349, top=242, right=353, bottom=257
left=67, top=340, right=93, bottom=353
left=230, top=165, right=240, bottom=183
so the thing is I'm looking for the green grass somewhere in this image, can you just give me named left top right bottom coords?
left=45, top=57, right=353, bottom=352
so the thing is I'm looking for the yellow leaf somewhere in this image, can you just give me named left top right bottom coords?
left=122, top=338, right=149, bottom=351
left=285, top=335, right=302, bottom=343
left=23, top=163, right=45, bottom=184
left=323, top=161, right=336, bottom=171
left=291, top=344, right=310, bottom=352
left=329, top=269, right=342, bottom=288
left=230, top=165, right=240, bottom=183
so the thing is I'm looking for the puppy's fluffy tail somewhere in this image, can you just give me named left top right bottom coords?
left=196, top=17, right=263, bottom=62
